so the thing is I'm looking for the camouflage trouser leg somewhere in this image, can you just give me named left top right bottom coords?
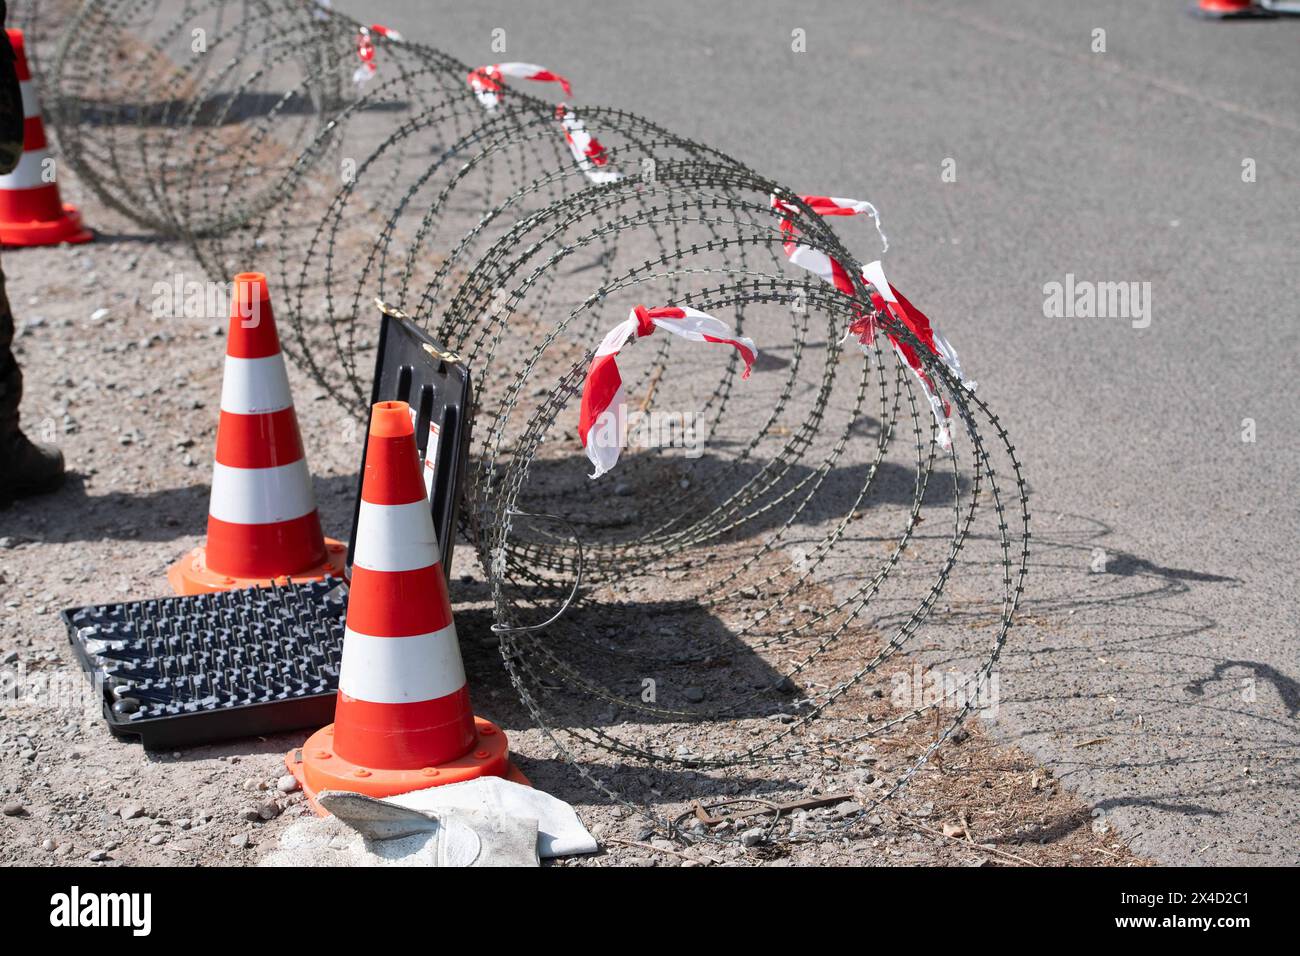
left=0, top=252, right=21, bottom=440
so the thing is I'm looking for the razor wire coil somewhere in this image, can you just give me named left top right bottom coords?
left=19, top=0, right=1031, bottom=848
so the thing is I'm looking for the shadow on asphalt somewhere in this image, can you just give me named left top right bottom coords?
left=982, top=513, right=1298, bottom=858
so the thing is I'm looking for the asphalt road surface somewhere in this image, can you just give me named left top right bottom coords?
left=335, top=0, right=1298, bottom=863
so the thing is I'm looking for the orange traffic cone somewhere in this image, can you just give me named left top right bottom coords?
left=0, top=29, right=92, bottom=247
left=1191, top=0, right=1271, bottom=16
left=167, top=273, right=346, bottom=594
left=287, top=400, right=517, bottom=808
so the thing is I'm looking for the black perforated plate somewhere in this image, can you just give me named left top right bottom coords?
left=63, top=580, right=346, bottom=750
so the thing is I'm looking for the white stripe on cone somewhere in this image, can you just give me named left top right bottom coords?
left=337, top=624, right=466, bottom=704
left=20, top=81, right=37, bottom=119
left=0, top=147, right=52, bottom=190
left=351, top=499, right=439, bottom=573
left=208, top=460, right=317, bottom=525
left=219, top=354, right=294, bottom=415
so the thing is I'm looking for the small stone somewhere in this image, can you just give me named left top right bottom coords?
left=239, top=808, right=261, bottom=822
left=684, top=687, right=706, bottom=703
left=88, top=850, right=111, bottom=862
left=89, top=308, right=110, bottom=323
left=230, top=833, right=252, bottom=849
left=148, top=834, right=167, bottom=846
left=119, top=804, right=145, bottom=820
left=41, top=838, right=56, bottom=852
left=942, top=821, right=967, bottom=839
left=257, top=800, right=282, bottom=821
left=2, top=801, right=25, bottom=816
left=739, top=827, right=765, bottom=847
left=1, top=650, right=17, bottom=665
left=241, top=778, right=263, bottom=792
left=276, top=774, right=300, bottom=794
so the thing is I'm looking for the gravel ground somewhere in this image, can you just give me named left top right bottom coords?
left=0, top=183, right=1149, bottom=866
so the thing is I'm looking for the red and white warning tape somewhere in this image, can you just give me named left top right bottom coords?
left=353, top=25, right=402, bottom=87
left=353, top=28, right=376, bottom=86
left=555, top=104, right=620, bottom=184
left=856, top=260, right=976, bottom=447
left=772, top=194, right=888, bottom=285
left=579, top=305, right=757, bottom=478
left=772, top=193, right=971, bottom=447
left=464, top=60, right=621, bottom=185
left=467, top=62, right=573, bottom=111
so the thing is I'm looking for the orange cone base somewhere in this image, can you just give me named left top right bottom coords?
left=287, top=716, right=528, bottom=816
left=0, top=203, right=93, bottom=247
left=166, top=537, right=348, bottom=595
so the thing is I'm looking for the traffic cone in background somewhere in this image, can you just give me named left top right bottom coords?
left=1191, top=0, right=1272, bottom=17
left=287, top=400, right=519, bottom=809
left=167, top=273, right=346, bottom=594
left=0, top=29, right=92, bottom=247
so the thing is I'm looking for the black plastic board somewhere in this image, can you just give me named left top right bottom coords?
left=347, top=302, right=473, bottom=582
left=62, top=580, right=345, bottom=750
